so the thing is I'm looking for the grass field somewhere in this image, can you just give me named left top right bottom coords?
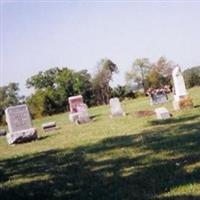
left=0, top=87, right=200, bottom=200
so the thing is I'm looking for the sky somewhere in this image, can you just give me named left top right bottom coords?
left=1, top=0, right=200, bottom=96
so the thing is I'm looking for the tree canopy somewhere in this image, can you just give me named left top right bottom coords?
left=0, top=83, right=22, bottom=124
left=183, top=66, right=200, bottom=88
left=126, top=57, right=174, bottom=91
left=26, top=67, right=94, bottom=117
left=92, top=58, right=118, bottom=104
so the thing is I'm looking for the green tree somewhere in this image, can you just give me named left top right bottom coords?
left=152, top=56, right=173, bottom=78
left=146, top=70, right=162, bottom=89
left=55, top=68, right=94, bottom=108
left=126, top=58, right=151, bottom=91
left=26, top=89, right=47, bottom=118
left=92, top=59, right=118, bottom=104
left=111, top=85, right=136, bottom=101
left=26, top=68, right=59, bottom=89
left=0, top=83, right=21, bottom=124
left=147, top=56, right=173, bottom=88
left=26, top=67, right=94, bottom=117
left=126, top=57, right=174, bottom=91
left=183, top=66, right=200, bottom=88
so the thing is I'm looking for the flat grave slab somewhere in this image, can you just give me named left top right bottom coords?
left=155, top=107, right=171, bottom=120
left=42, top=122, right=56, bottom=132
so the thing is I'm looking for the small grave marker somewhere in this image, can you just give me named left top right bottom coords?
left=155, top=107, right=170, bottom=120
left=42, top=122, right=56, bottom=132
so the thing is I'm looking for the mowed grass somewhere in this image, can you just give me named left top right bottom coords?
left=0, top=87, right=200, bottom=200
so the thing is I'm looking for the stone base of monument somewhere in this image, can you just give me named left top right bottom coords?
left=42, top=122, right=56, bottom=132
left=173, top=96, right=193, bottom=111
left=0, top=129, right=6, bottom=136
left=6, top=128, right=37, bottom=145
left=69, top=113, right=79, bottom=123
left=179, top=96, right=193, bottom=109
left=155, top=107, right=171, bottom=120
left=173, top=100, right=180, bottom=111
left=77, top=111, right=90, bottom=124
left=69, top=112, right=90, bottom=124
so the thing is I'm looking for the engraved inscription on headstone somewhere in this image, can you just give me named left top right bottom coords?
left=150, top=93, right=168, bottom=105
left=5, top=104, right=37, bottom=145
left=6, top=105, right=32, bottom=132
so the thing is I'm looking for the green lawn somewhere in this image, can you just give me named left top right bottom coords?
left=0, top=87, right=200, bottom=200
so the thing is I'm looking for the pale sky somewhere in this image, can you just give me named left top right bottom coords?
left=1, top=1, right=200, bottom=96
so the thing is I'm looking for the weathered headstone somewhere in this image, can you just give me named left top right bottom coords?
left=155, top=107, right=170, bottom=120
left=172, top=66, right=193, bottom=110
left=109, top=98, right=125, bottom=117
left=68, top=95, right=90, bottom=124
left=42, top=122, right=56, bottom=132
left=150, top=93, right=168, bottom=105
left=5, top=104, right=37, bottom=144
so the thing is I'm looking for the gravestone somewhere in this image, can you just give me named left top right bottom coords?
left=76, top=103, right=90, bottom=124
left=68, top=95, right=90, bottom=124
left=109, top=98, right=125, bottom=117
left=68, top=95, right=83, bottom=113
left=42, top=122, right=56, bottom=132
left=5, top=104, right=37, bottom=144
left=150, top=93, right=168, bottom=105
left=172, top=66, right=193, bottom=110
left=155, top=107, right=170, bottom=120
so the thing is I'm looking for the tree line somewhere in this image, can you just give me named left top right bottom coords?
left=1, top=57, right=200, bottom=124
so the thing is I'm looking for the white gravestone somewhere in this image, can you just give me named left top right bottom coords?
left=5, top=104, right=37, bottom=144
left=172, top=66, right=193, bottom=110
left=172, top=66, right=187, bottom=101
left=76, top=103, right=90, bottom=124
left=155, top=107, right=170, bottom=120
left=109, top=98, right=125, bottom=117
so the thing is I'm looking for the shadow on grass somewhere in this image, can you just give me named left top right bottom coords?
left=0, top=120, right=200, bottom=200
left=38, top=135, right=52, bottom=141
left=155, top=195, right=200, bottom=200
left=90, top=114, right=102, bottom=122
left=150, top=114, right=200, bottom=125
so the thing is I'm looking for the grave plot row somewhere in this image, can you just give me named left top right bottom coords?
left=3, top=66, right=193, bottom=145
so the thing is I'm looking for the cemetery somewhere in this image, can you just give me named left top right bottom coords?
left=1, top=2, right=200, bottom=200
left=0, top=85, right=199, bottom=200
left=0, top=56, right=199, bottom=200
